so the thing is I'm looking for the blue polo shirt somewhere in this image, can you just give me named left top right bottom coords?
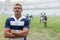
left=4, top=16, right=29, bottom=40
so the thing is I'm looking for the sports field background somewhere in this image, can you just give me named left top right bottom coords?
left=0, top=14, right=60, bottom=40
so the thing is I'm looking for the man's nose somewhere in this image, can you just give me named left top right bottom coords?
left=16, top=8, right=19, bottom=11
left=16, top=8, right=18, bottom=10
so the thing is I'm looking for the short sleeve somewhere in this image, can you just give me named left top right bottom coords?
left=24, top=19, right=29, bottom=28
left=4, top=18, right=10, bottom=28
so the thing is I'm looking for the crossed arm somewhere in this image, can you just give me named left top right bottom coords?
left=4, top=28, right=29, bottom=38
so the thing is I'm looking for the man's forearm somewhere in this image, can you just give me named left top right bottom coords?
left=13, top=31, right=28, bottom=37
left=11, top=28, right=29, bottom=37
left=4, top=32, right=17, bottom=38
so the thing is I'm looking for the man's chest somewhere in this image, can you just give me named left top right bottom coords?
left=10, top=20, right=25, bottom=30
left=10, top=21, right=25, bottom=26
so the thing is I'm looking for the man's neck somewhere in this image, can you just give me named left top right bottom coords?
left=15, top=15, right=21, bottom=20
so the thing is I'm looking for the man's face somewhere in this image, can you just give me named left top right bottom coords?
left=13, top=5, right=23, bottom=15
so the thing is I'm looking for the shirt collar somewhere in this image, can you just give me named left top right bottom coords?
left=11, top=15, right=25, bottom=21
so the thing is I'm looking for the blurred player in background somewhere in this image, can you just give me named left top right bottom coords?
left=4, top=3, right=29, bottom=40
left=26, top=14, right=33, bottom=23
left=29, top=15, right=33, bottom=23
left=40, top=13, right=44, bottom=23
left=29, top=15, right=33, bottom=19
left=26, top=14, right=30, bottom=21
left=43, top=13, right=47, bottom=28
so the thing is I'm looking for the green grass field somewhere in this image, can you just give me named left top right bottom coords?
left=0, top=14, right=60, bottom=40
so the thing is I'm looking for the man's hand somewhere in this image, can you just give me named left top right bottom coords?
left=11, top=29, right=22, bottom=34
left=4, top=28, right=18, bottom=38
left=11, top=29, right=15, bottom=34
left=11, top=29, right=24, bottom=38
left=10, top=28, right=29, bottom=38
left=11, top=28, right=29, bottom=37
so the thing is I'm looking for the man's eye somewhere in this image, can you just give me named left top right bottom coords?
left=14, top=8, right=17, bottom=9
left=18, top=8, right=22, bottom=9
left=14, top=8, right=21, bottom=9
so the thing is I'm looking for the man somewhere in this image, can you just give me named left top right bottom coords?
left=40, top=13, right=43, bottom=23
left=29, top=15, right=33, bottom=23
left=26, top=14, right=30, bottom=23
left=4, top=3, right=29, bottom=40
left=29, top=15, right=33, bottom=19
left=43, top=13, right=47, bottom=28
left=26, top=14, right=29, bottom=20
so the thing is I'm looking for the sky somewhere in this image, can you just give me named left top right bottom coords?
left=0, top=0, right=59, bottom=2
left=0, top=0, right=40, bottom=2
left=0, top=0, right=60, bottom=15
left=0, top=0, right=5, bottom=2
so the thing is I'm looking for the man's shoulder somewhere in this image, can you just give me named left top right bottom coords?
left=21, top=16, right=28, bottom=21
left=6, top=17, right=14, bottom=21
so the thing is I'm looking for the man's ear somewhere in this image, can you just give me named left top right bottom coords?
left=22, top=9, right=23, bottom=11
